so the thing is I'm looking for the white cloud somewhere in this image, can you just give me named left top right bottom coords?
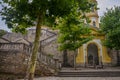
left=97, top=0, right=120, bottom=17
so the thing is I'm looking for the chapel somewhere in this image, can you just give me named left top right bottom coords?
left=76, top=0, right=111, bottom=67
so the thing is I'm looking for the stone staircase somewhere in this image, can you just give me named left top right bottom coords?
left=40, top=33, right=57, bottom=46
left=0, top=29, right=62, bottom=76
left=37, top=51, right=61, bottom=71
left=58, top=68, right=120, bottom=77
left=24, top=29, right=61, bottom=77
left=37, top=30, right=61, bottom=74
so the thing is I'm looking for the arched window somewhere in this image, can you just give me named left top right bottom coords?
left=93, top=21, right=96, bottom=27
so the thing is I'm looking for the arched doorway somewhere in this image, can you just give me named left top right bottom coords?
left=87, top=43, right=99, bottom=67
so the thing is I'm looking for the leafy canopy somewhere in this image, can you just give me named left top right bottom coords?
left=0, top=0, right=95, bottom=51
left=0, top=29, right=7, bottom=38
left=57, top=4, right=93, bottom=51
left=0, top=0, right=94, bottom=34
left=0, top=0, right=73, bottom=33
left=100, top=6, right=120, bottom=50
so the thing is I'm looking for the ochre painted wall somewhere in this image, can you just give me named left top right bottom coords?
left=76, top=46, right=84, bottom=64
left=102, top=46, right=111, bottom=63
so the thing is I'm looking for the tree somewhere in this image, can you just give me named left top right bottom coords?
left=58, top=13, right=92, bottom=51
left=57, top=5, right=92, bottom=69
left=0, top=0, right=94, bottom=79
left=0, top=29, right=7, bottom=38
left=100, top=6, right=120, bottom=65
left=101, top=6, right=120, bottom=50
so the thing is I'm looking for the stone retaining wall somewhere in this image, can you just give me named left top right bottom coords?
left=0, top=50, right=55, bottom=79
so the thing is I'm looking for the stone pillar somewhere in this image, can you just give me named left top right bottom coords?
left=85, top=55, right=87, bottom=67
left=98, top=48, right=102, bottom=66
left=58, top=60, right=62, bottom=70
left=54, top=58, right=59, bottom=75
left=111, top=49, right=118, bottom=66
left=84, top=49, right=87, bottom=68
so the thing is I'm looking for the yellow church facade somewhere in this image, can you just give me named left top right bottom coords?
left=76, top=0, right=111, bottom=67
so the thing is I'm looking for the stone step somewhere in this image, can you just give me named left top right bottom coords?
left=58, top=70, right=120, bottom=77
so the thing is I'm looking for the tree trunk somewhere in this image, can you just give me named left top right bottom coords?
left=28, top=15, right=42, bottom=80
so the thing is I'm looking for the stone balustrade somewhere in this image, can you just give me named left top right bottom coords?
left=38, top=52, right=62, bottom=71
left=0, top=43, right=31, bottom=54
left=40, top=34, right=57, bottom=46
left=38, top=33, right=62, bottom=71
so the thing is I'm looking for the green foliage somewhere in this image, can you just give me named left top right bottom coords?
left=0, top=0, right=95, bottom=33
left=0, top=0, right=67, bottom=33
left=0, top=29, right=7, bottom=38
left=0, top=0, right=95, bottom=50
left=57, top=4, right=92, bottom=51
left=0, top=0, right=74, bottom=33
left=100, top=6, right=120, bottom=50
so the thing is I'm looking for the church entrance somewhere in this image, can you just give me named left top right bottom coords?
left=87, top=43, right=99, bottom=67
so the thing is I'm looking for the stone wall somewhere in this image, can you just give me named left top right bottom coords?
left=41, top=40, right=62, bottom=59
left=27, top=28, right=56, bottom=42
left=0, top=50, right=28, bottom=79
left=108, top=49, right=120, bottom=66
left=0, top=28, right=59, bottom=79
left=0, top=50, right=55, bottom=79
left=41, top=39, right=75, bottom=67
left=2, top=33, right=25, bottom=42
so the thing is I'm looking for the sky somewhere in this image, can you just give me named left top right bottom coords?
left=97, top=0, right=120, bottom=17
left=0, top=0, right=120, bottom=31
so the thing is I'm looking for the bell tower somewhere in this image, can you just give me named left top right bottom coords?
left=86, top=0, right=99, bottom=28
